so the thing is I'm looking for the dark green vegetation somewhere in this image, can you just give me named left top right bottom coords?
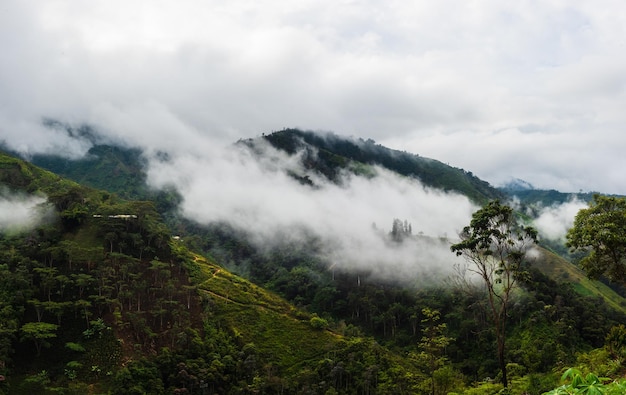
left=544, top=367, right=626, bottom=394
left=0, top=152, right=433, bottom=394
left=503, top=189, right=596, bottom=207
left=261, top=129, right=502, bottom=203
left=29, top=144, right=148, bottom=200
left=567, top=195, right=626, bottom=286
left=2, top=128, right=626, bottom=394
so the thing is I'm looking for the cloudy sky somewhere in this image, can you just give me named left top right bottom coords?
left=1, top=0, right=625, bottom=194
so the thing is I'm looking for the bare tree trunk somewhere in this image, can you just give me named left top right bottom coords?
left=498, top=333, right=507, bottom=388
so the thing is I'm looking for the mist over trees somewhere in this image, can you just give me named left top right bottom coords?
left=1, top=130, right=626, bottom=394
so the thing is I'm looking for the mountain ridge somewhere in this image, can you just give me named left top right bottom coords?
left=2, top=128, right=626, bottom=393
left=261, top=129, right=503, bottom=203
left=0, top=150, right=428, bottom=393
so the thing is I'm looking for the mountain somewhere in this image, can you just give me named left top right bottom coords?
left=7, top=128, right=624, bottom=311
left=0, top=151, right=426, bottom=393
left=499, top=186, right=597, bottom=207
left=261, top=129, right=503, bottom=203
left=29, top=144, right=148, bottom=200
left=3, top=129, right=626, bottom=393
left=17, top=128, right=503, bottom=205
left=501, top=177, right=535, bottom=192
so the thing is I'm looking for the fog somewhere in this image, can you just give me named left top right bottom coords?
left=147, top=138, right=475, bottom=281
left=2, top=1, right=626, bottom=194
left=533, top=198, right=588, bottom=242
left=1, top=118, right=591, bottom=282
left=0, top=190, right=49, bottom=232
left=2, top=0, right=623, bottom=287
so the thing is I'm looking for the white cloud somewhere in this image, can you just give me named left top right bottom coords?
left=147, top=139, right=474, bottom=281
left=533, top=199, right=588, bottom=241
left=1, top=0, right=625, bottom=194
left=0, top=192, right=49, bottom=232
left=397, top=127, right=623, bottom=194
left=7, top=0, right=623, bottom=280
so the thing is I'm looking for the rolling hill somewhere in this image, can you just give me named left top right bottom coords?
left=10, top=128, right=616, bottom=301
left=0, top=151, right=425, bottom=394
left=2, top=128, right=626, bottom=393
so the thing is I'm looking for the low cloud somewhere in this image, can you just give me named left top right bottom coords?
left=147, top=139, right=474, bottom=282
left=532, top=198, right=587, bottom=241
left=2, top=1, right=626, bottom=194
left=0, top=190, right=49, bottom=232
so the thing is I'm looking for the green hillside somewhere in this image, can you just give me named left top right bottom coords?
left=262, top=129, right=503, bottom=203
left=4, top=131, right=626, bottom=393
left=181, top=250, right=423, bottom=392
left=0, top=151, right=425, bottom=394
left=533, top=247, right=626, bottom=314
left=0, top=149, right=82, bottom=195
left=29, top=145, right=148, bottom=200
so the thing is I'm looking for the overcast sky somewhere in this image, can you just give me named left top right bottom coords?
left=1, top=0, right=625, bottom=194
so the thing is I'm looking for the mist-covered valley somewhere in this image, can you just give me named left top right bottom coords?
left=4, top=2, right=626, bottom=392
left=1, top=123, right=624, bottom=394
left=3, top=123, right=589, bottom=283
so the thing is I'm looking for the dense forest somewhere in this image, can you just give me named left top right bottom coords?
left=2, top=129, right=626, bottom=394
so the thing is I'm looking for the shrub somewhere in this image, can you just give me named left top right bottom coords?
left=310, top=316, right=329, bottom=330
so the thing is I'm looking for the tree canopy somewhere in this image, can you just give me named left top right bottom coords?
left=567, top=195, right=626, bottom=284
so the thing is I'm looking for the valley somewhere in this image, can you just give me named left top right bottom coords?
left=1, top=128, right=625, bottom=394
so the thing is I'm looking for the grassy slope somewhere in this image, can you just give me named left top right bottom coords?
left=534, top=247, right=626, bottom=314
left=0, top=151, right=79, bottom=194
left=188, top=251, right=343, bottom=370
left=181, top=250, right=420, bottom=389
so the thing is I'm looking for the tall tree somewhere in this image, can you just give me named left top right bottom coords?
left=415, top=308, right=453, bottom=395
left=20, top=322, right=59, bottom=356
left=450, top=200, right=537, bottom=388
left=566, top=194, right=626, bottom=284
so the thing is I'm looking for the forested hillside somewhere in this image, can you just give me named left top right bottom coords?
left=0, top=152, right=429, bottom=393
left=261, top=129, right=502, bottom=203
left=3, top=129, right=626, bottom=394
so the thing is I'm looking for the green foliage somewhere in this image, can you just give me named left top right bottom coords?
left=65, top=342, right=86, bottom=353
left=20, top=322, right=58, bottom=355
left=574, top=349, right=622, bottom=379
left=111, top=359, right=165, bottom=395
left=82, top=318, right=109, bottom=339
left=20, top=370, right=52, bottom=394
left=457, top=381, right=504, bottom=394
left=509, top=321, right=563, bottom=373
left=567, top=195, right=626, bottom=285
left=543, top=368, right=626, bottom=395
left=605, top=324, right=626, bottom=363
left=412, top=308, right=455, bottom=395
left=310, top=315, right=329, bottom=330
